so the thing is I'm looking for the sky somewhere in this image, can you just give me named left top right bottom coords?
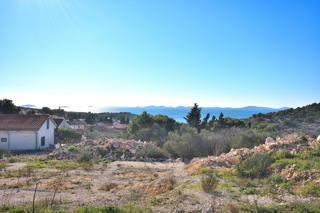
left=0, top=0, right=319, bottom=109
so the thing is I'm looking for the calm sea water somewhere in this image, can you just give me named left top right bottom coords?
left=64, top=106, right=285, bottom=123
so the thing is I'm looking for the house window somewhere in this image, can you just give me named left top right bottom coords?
left=1, top=138, right=7, bottom=142
left=41, top=137, right=45, bottom=146
left=47, top=119, right=49, bottom=129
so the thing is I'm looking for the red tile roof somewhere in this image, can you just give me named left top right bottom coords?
left=113, top=124, right=128, bottom=129
left=101, top=121, right=113, bottom=126
left=0, top=115, right=52, bottom=130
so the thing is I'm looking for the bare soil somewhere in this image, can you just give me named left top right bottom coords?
left=0, top=159, right=318, bottom=212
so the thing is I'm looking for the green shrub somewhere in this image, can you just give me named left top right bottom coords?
left=201, top=172, right=219, bottom=193
left=56, top=128, right=82, bottom=143
left=74, top=151, right=91, bottom=164
left=165, top=126, right=208, bottom=159
left=139, top=146, right=169, bottom=159
left=236, top=153, right=274, bottom=178
left=164, top=176, right=176, bottom=190
left=74, top=206, right=125, bottom=213
left=66, top=145, right=78, bottom=151
left=218, top=169, right=237, bottom=180
left=0, top=148, right=10, bottom=159
left=0, top=160, right=7, bottom=170
left=199, top=167, right=214, bottom=175
left=269, top=174, right=286, bottom=184
left=273, top=149, right=294, bottom=160
left=296, top=182, right=320, bottom=197
left=304, top=116, right=315, bottom=123
left=282, top=119, right=297, bottom=127
left=231, top=129, right=276, bottom=149
left=240, top=201, right=320, bottom=213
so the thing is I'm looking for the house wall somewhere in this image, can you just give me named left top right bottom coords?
left=59, top=120, right=70, bottom=128
left=0, top=131, right=36, bottom=150
left=0, top=118, right=56, bottom=150
left=37, top=119, right=56, bottom=148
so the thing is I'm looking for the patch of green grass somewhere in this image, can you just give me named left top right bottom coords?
left=185, top=181, right=201, bottom=190
left=150, top=198, right=163, bottom=206
left=240, top=201, right=320, bottom=213
left=199, top=167, right=214, bottom=175
left=66, top=145, right=78, bottom=151
left=296, top=182, right=320, bottom=197
left=97, top=158, right=111, bottom=164
left=218, top=183, right=237, bottom=192
left=218, top=169, right=237, bottom=180
left=273, top=157, right=320, bottom=172
left=280, top=181, right=296, bottom=193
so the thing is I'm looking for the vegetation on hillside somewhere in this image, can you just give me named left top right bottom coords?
left=0, top=99, right=21, bottom=114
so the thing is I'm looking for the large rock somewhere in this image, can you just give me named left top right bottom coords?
left=265, top=137, right=275, bottom=144
left=317, top=135, right=320, bottom=141
left=225, top=156, right=242, bottom=165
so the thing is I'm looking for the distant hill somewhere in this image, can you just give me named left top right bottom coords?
left=242, top=106, right=290, bottom=110
left=21, top=104, right=37, bottom=107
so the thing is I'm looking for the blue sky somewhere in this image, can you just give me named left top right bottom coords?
left=1, top=0, right=319, bottom=109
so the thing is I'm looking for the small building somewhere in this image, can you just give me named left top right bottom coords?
left=0, top=115, right=56, bottom=150
left=53, top=118, right=71, bottom=129
left=113, top=124, right=128, bottom=131
left=96, top=121, right=114, bottom=129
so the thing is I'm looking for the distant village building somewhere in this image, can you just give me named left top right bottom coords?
left=96, top=121, right=114, bottom=130
left=0, top=115, right=56, bottom=150
left=67, top=120, right=85, bottom=129
left=113, top=124, right=128, bottom=131
left=53, top=118, right=70, bottom=129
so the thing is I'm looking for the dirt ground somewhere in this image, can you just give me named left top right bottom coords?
left=0, top=159, right=318, bottom=212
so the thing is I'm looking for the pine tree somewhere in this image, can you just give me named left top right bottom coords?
left=184, top=103, right=202, bottom=132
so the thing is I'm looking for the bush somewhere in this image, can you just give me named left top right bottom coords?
left=66, top=145, right=78, bottom=151
left=201, top=172, right=219, bottom=193
left=236, top=153, right=274, bottom=178
left=273, top=149, right=294, bottom=160
left=269, top=174, right=286, bottom=184
left=0, top=148, right=10, bottom=159
left=231, top=129, right=276, bottom=149
left=56, top=128, right=82, bottom=143
left=74, top=151, right=92, bottom=164
left=296, top=182, right=320, bottom=197
left=164, top=125, right=242, bottom=159
left=74, top=206, right=125, bottom=213
left=164, top=125, right=208, bottom=159
left=282, top=119, right=297, bottom=127
left=85, top=128, right=128, bottom=140
left=304, top=116, right=315, bottom=123
left=139, top=146, right=169, bottom=159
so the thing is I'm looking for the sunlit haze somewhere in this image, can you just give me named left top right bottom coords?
left=1, top=0, right=319, bottom=109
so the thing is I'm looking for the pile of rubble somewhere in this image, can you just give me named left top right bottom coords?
left=187, top=135, right=320, bottom=175
left=48, top=138, right=164, bottom=161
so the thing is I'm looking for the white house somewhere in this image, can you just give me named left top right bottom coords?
left=0, top=115, right=56, bottom=150
left=53, top=118, right=71, bottom=129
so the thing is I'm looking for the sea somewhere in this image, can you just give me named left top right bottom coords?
left=61, top=106, right=288, bottom=123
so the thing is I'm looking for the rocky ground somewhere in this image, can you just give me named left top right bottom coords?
left=1, top=135, right=320, bottom=212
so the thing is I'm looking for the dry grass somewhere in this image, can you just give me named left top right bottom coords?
left=285, top=133, right=299, bottom=141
